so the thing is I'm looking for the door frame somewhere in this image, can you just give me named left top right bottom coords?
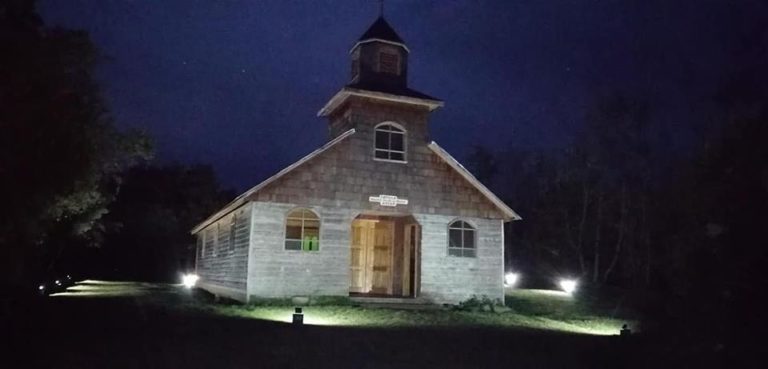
left=349, top=216, right=419, bottom=297
left=402, top=223, right=420, bottom=298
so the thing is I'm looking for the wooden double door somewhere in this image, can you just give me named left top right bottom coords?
left=350, top=218, right=419, bottom=296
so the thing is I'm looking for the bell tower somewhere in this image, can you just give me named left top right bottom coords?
left=349, top=16, right=409, bottom=89
left=318, top=16, right=443, bottom=141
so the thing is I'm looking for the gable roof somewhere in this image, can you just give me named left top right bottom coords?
left=190, top=129, right=357, bottom=234
left=190, top=130, right=521, bottom=234
left=427, top=142, right=522, bottom=221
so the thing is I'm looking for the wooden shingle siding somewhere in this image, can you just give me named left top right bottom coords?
left=240, top=99, right=506, bottom=304
left=195, top=204, right=252, bottom=302
left=415, top=215, right=504, bottom=303
left=254, top=99, right=503, bottom=220
left=247, top=202, right=354, bottom=298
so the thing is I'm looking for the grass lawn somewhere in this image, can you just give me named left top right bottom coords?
left=9, top=280, right=643, bottom=368
left=181, top=287, right=632, bottom=336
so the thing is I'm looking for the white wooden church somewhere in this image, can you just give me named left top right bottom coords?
left=191, top=16, right=520, bottom=304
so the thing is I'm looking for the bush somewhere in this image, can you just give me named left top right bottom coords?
left=453, top=295, right=504, bottom=312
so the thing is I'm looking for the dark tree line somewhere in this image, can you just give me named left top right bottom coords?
left=0, top=1, right=231, bottom=292
left=467, top=27, right=767, bottom=362
left=97, top=165, right=234, bottom=282
left=490, top=95, right=657, bottom=288
left=0, top=0, right=151, bottom=293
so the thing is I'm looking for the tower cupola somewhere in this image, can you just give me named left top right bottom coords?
left=350, top=16, right=409, bottom=88
left=319, top=15, right=443, bottom=130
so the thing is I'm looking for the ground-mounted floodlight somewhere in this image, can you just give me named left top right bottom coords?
left=182, top=274, right=199, bottom=289
left=620, top=324, right=631, bottom=336
left=292, top=307, right=304, bottom=325
left=559, top=279, right=577, bottom=294
left=504, top=272, right=519, bottom=287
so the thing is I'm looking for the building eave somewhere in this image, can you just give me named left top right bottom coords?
left=190, top=129, right=357, bottom=234
left=317, top=87, right=444, bottom=117
left=427, top=141, right=522, bottom=222
left=350, top=38, right=410, bottom=54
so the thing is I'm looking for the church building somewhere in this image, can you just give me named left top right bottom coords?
left=191, top=16, right=521, bottom=304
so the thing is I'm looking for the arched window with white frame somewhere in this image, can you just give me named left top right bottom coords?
left=448, top=220, right=476, bottom=257
left=284, top=208, right=320, bottom=251
left=374, top=123, right=406, bottom=162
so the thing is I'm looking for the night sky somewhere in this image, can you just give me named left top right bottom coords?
left=38, top=0, right=753, bottom=191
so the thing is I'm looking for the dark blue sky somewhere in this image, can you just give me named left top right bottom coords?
left=39, top=0, right=750, bottom=191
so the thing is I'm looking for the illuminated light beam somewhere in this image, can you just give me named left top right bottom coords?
left=559, top=279, right=578, bottom=294
left=182, top=274, right=199, bottom=288
left=504, top=272, right=519, bottom=287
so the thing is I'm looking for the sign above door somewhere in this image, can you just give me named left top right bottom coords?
left=369, top=194, right=408, bottom=207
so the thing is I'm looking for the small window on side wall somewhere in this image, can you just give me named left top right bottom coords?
left=285, top=208, right=320, bottom=251
left=448, top=220, right=476, bottom=257
left=374, top=123, right=406, bottom=162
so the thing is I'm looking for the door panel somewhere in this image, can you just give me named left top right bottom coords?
left=349, top=221, right=372, bottom=293
left=371, top=221, right=394, bottom=294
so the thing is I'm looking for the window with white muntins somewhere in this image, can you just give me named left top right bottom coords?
left=285, top=208, right=320, bottom=251
left=448, top=220, right=476, bottom=257
left=374, top=123, right=406, bottom=162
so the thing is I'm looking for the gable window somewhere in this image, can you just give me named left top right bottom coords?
left=374, top=123, right=406, bottom=162
left=379, top=52, right=400, bottom=75
left=448, top=220, right=476, bottom=257
left=285, top=208, right=320, bottom=251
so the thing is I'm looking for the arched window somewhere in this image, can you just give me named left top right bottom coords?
left=285, top=208, right=320, bottom=251
left=374, top=123, right=406, bottom=162
left=448, top=220, right=476, bottom=257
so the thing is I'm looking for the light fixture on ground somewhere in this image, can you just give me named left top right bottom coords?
left=559, top=279, right=578, bottom=294
left=292, top=307, right=304, bottom=325
left=620, top=324, right=632, bottom=336
left=504, top=272, right=519, bottom=287
left=182, top=274, right=199, bottom=289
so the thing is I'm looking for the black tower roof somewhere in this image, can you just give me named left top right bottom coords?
left=358, top=16, right=405, bottom=45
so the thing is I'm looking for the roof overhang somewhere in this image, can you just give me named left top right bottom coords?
left=190, top=129, right=357, bottom=234
left=427, top=142, right=522, bottom=222
left=350, top=39, right=410, bottom=53
left=318, top=87, right=444, bottom=117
